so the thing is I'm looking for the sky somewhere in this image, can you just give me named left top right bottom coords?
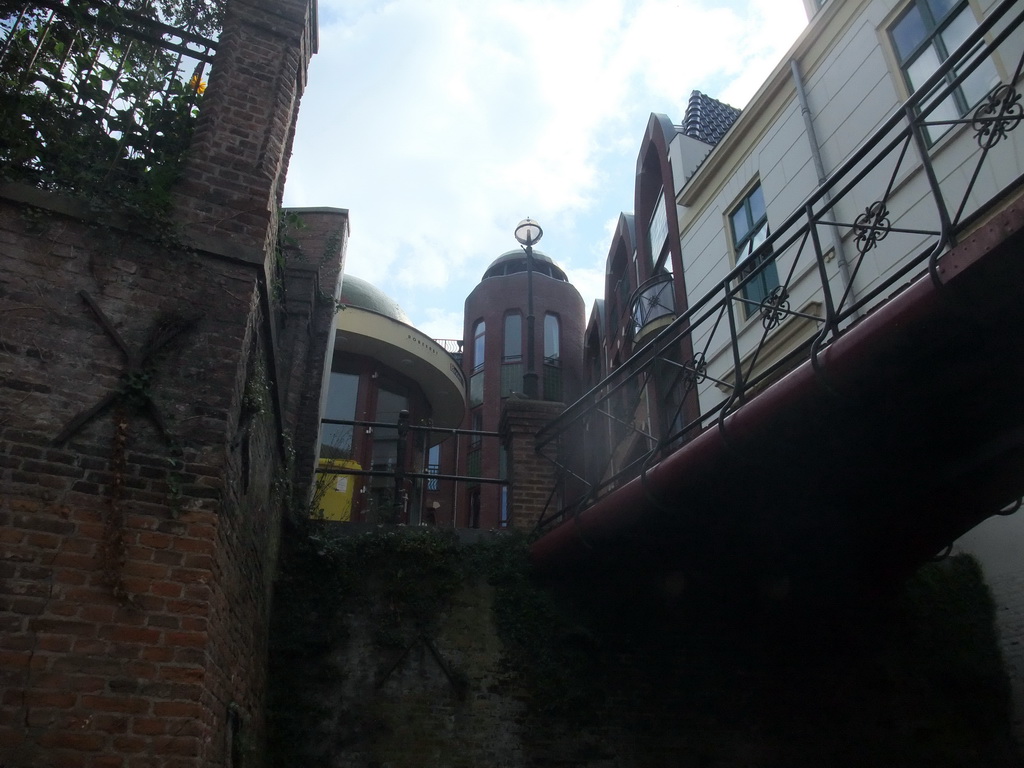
left=282, top=0, right=810, bottom=342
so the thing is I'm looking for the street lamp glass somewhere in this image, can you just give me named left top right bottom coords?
left=514, top=218, right=543, bottom=246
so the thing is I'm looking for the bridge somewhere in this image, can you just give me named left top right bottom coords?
left=530, top=1, right=1024, bottom=599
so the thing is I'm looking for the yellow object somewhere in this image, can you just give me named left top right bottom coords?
left=314, top=458, right=362, bottom=521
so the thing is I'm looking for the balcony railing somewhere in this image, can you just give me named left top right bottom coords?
left=315, top=415, right=506, bottom=526
left=0, top=0, right=218, bottom=203
left=630, top=271, right=676, bottom=344
left=434, top=337, right=463, bottom=359
left=534, top=0, right=1024, bottom=531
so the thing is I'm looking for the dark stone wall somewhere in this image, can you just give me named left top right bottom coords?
left=268, top=528, right=1022, bottom=768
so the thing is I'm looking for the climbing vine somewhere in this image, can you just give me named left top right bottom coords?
left=268, top=524, right=1018, bottom=768
left=0, top=0, right=224, bottom=220
left=271, top=208, right=347, bottom=313
left=100, top=406, right=136, bottom=606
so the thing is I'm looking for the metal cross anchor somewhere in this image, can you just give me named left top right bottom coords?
left=53, top=290, right=196, bottom=445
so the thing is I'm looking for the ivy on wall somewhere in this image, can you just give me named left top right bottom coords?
left=267, top=524, right=1020, bottom=768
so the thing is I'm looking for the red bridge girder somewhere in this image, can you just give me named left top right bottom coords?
left=532, top=190, right=1024, bottom=599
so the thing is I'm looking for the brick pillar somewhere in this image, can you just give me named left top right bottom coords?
left=500, top=399, right=564, bottom=533
left=277, top=208, right=349, bottom=509
left=174, top=0, right=317, bottom=254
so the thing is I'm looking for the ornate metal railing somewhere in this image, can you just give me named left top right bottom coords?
left=534, top=0, right=1024, bottom=533
left=0, top=0, right=219, bottom=200
left=630, top=271, right=676, bottom=343
left=434, top=338, right=464, bottom=357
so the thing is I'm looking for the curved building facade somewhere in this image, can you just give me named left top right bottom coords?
left=317, top=276, right=467, bottom=523
left=461, top=248, right=585, bottom=529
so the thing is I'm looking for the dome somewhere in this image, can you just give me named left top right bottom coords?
left=339, top=275, right=411, bottom=324
left=481, top=249, right=568, bottom=282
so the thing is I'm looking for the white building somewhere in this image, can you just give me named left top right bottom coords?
left=558, top=0, right=1024, bottom=740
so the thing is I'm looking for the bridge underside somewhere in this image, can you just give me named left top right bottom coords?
left=533, top=191, right=1024, bottom=601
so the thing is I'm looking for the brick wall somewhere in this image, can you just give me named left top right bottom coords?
left=500, top=399, right=565, bottom=533
left=174, top=0, right=317, bottom=256
left=275, top=208, right=349, bottom=511
left=0, top=0, right=334, bottom=765
left=0, top=193, right=268, bottom=766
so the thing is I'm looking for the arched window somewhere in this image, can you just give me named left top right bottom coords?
left=501, top=313, right=523, bottom=397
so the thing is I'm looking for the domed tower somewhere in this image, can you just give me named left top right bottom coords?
left=461, top=245, right=585, bottom=529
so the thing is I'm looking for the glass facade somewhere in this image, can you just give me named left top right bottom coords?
left=321, top=371, right=358, bottom=459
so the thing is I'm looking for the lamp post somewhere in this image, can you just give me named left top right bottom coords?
left=514, top=218, right=543, bottom=399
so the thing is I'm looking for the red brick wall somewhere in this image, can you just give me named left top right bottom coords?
left=174, top=0, right=317, bottom=256
left=500, top=400, right=566, bottom=533
left=0, top=196, right=269, bottom=766
left=276, top=208, right=350, bottom=511
left=0, top=1, right=331, bottom=765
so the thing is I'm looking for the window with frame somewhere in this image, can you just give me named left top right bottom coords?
left=543, top=313, right=562, bottom=401
left=543, top=313, right=560, bottom=364
left=888, top=0, right=998, bottom=141
left=499, top=445, right=509, bottom=527
left=469, top=488, right=481, bottom=529
left=648, top=190, right=669, bottom=268
left=503, top=313, right=522, bottom=362
left=472, top=320, right=485, bottom=371
left=729, top=182, right=778, bottom=315
left=501, top=313, right=523, bottom=397
left=469, top=411, right=483, bottom=448
left=321, top=371, right=358, bottom=459
left=370, top=385, right=409, bottom=473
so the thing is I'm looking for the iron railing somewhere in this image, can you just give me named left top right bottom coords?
left=434, top=337, right=464, bottom=358
left=535, top=0, right=1024, bottom=532
left=630, top=271, right=676, bottom=343
left=0, top=0, right=218, bottom=195
left=316, top=415, right=506, bottom=526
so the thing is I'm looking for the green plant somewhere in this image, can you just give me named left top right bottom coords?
left=270, top=209, right=305, bottom=303
left=0, top=1, right=224, bottom=220
left=241, top=354, right=270, bottom=417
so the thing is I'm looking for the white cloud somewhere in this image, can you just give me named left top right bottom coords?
left=285, top=0, right=808, bottom=335
left=416, top=306, right=466, bottom=343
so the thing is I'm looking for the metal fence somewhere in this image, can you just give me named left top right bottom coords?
left=0, top=0, right=218, bottom=195
left=535, top=0, right=1024, bottom=532
left=315, top=414, right=506, bottom=527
